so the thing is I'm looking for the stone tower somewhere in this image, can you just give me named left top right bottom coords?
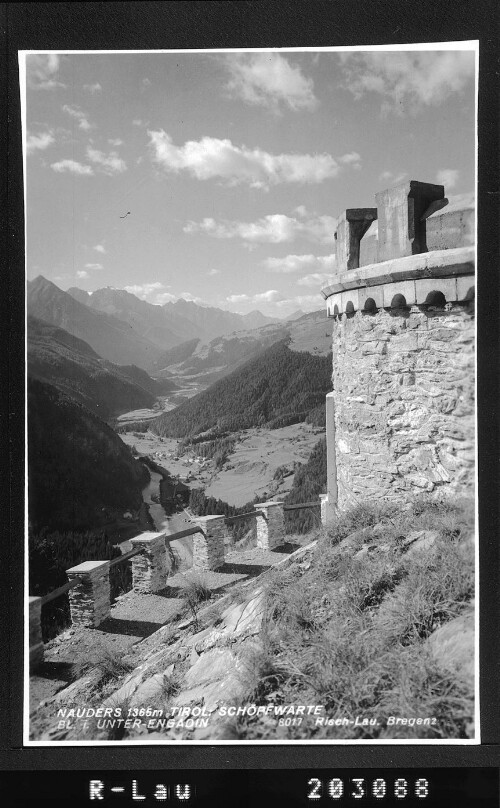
left=321, top=181, right=475, bottom=519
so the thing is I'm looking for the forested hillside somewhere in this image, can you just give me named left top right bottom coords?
left=151, top=341, right=332, bottom=438
left=284, top=437, right=327, bottom=533
left=28, top=377, right=149, bottom=534
left=28, top=316, right=175, bottom=420
left=151, top=338, right=201, bottom=372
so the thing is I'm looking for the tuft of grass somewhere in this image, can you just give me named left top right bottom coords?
left=74, top=645, right=135, bottom=692
left=181, top=573, right=213, bottom=629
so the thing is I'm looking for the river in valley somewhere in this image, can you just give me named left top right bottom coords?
left=141, top=467, right=194, bottom=571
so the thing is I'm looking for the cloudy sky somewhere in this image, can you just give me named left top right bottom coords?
left=22, top=46, right=475, bottom=317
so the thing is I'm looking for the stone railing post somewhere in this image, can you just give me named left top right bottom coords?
left=66, top=560, right=111, bottom=628
left=192, top=516, right=226, bottom=571
left=254, top=501, right=285, bottom=550
left=29, top=596, right=44, bottom=671
left=130, top=532, right=169, bottom=594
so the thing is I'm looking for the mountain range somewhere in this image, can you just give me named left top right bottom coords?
left=28, top=276, right=284, bottom=370
left=151, top=309, right=331, bottom=386
left=67, top=284, right=279, bottom=350
left=27, top=276, right=163, bottom=369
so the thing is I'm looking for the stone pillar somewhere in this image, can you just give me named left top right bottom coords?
left=66, top=560, right=110, bottom=628
left=376, top=180, right=444, bottom=262
left=335, top=208, right=378, bottom=273
left=29, top=596, right=44, bottom=671
left=192, top=516, right=226, bottom=571
left=130, top=532, right=168, bottom=594
left=324, top=392, right=338, bottom=522
left=254, top=501, right=285, bottom=550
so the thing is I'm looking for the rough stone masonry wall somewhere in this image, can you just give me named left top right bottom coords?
left=332, top=303, right=475, bottom=510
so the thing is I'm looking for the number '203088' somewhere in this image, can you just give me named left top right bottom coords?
left=307, top=778, right=429, bottom=801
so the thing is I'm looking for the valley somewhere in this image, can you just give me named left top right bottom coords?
left=120, top=421, right=325, bottom=509
left=115, top=382, right=204, bottom=424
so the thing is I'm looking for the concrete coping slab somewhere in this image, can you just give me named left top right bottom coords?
left=66, top=560, right=110, bottom=576
left=321, top=246, right=475, bottom=299
left=130, top=532, right=166, bottom=547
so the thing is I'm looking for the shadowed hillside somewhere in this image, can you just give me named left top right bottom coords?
left=28, top=316, right=176, bottom=419
left=28, top=377, right=149, bottom=534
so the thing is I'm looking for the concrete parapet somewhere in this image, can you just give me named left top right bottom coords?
left=130, top=532, right=169, bottom=594
left=29, top=596, right=44, bottom=671
left=335, top=208, right=377, bottom=274
left=376, top=180, right=444, bottom=262
left=426, top=194, right=475, bottom=251
left=192, top=516, right=226, bottom=571
left=66, top=560, right=111, bottom=628
left=323, top=246, right=475, bottom=317
left=254, top=501, right=285, bottom=549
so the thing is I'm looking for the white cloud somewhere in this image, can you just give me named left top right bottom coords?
left=142, top=78, right=152, bottom=87
left=124, top=282, right=167, bottom=300
left=133, top=119, right=146, bottom=126
left=155, top=292, right=177, bottom=305
left=254, top=290, right=283, bottom=303
left=223, top=52, right=318, bottom=112
left=51, top=159, right=94, bottom=176
left=263, top=253, right=335, bottom=273
left=94, top=244, right=106, bottom=254
left=149, top=130, right=342, bottom=189
left=339, top=51, right=475, bottom=112
left=207, top=268, right=220, bottom=276
left=108, top=138, right=124, bottom=146
left=297, top=272, right=332, bottom=287
left=76, top=270, right=89, bottom=279
left=27, top=54, right=65, bottom=90
left=83, top=82, right=102, bottom=94
left=62, top=104, right=93, bottom=131
left=222, top=291, right=323, bottom=317
left=87, top=147, right=127, bottom=175
left=184, top=213, right=337, bottom=245
left=179, top=292, right=204, bottom=304
left=338, top=151, right=361, bottom=169
left=26, top=131, right=55, bottom=154
left=379, top=170, right=408, bottom=185
left=84, top=263, right=103, bottom=270
left=436, top=168, right=459, bottom=190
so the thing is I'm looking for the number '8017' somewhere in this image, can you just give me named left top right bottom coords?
left=307, top=778, right=429, bottom=801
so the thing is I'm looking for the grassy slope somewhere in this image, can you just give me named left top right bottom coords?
left=231, top=496, right=475, bottom=740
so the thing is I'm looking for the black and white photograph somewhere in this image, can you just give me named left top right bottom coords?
left=23, top=44, right=477, bottom=745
